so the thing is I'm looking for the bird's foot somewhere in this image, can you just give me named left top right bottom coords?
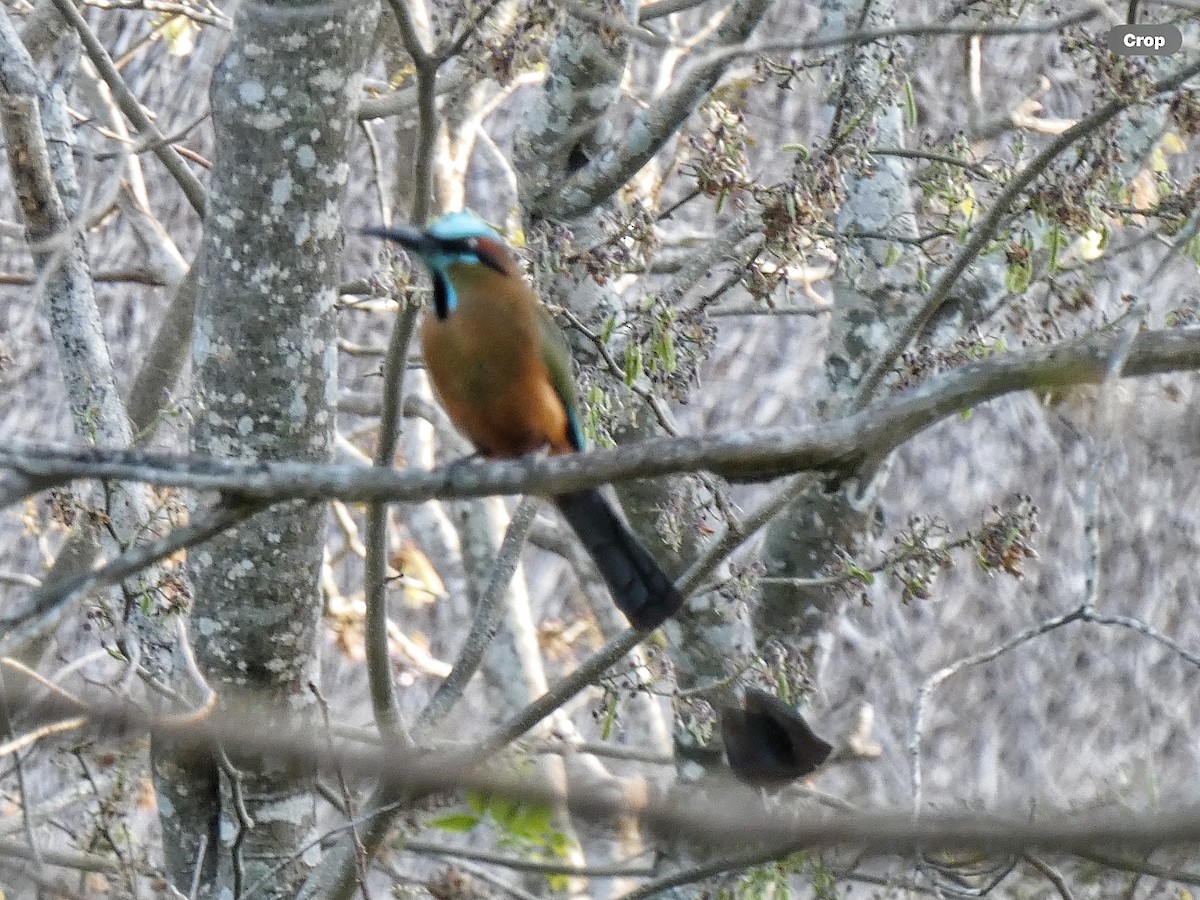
left=444, top=450, right=484, bottom=471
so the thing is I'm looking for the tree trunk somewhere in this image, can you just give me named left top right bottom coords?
left=156, top=2, right=378, bottom=895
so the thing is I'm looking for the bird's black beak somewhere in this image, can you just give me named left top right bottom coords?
left=361, top=224, right=435, bottom=253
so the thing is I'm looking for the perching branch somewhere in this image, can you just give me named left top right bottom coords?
left=3, top=326, right=1198, bottom=505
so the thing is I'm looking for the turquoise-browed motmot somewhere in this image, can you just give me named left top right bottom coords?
left=365, top=212, right=684, bottom=632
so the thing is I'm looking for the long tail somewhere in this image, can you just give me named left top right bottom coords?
left=554, top=489, right=684, bottom=631
left=721, top=688, right=832, bottom=790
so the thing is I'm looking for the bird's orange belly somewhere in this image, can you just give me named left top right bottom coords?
left=423, top=318, right=571, bottom=458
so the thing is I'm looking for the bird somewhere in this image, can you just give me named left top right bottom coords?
left=720, top=687, right=831, bottom=790
left=364, top=211, right=685, bottom=632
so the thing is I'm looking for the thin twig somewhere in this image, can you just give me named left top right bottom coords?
left=1024, top=853, right=1078, bottom=900
left=853, top=56, right=1200, bottom=408
left=418, top=497, right=541, bottom=729
left=0, top=499, right=270, bottom=657
left=0, top=838, right=121, bottom=874
left=1, top=658, right=88, bottom=707
left=215, top=743, right=254, bottom=898
left=870, top=146, right=997, bottom=180
left=187, top=834, right=208, bottom=900
left=641, top=0, right=712, bottom=20
left=680, top=475, right=812, bottom=593
left=910, top=606, right=1085, bottom=813
left=433, top=0, right=507, bottom=60
left=688, top=7, right=1106, bottom=63
left=243, top=794, right=407, bottom=899
left=403, top=837, right=655, bottom=878
left=615, top=842, right=797, bottom=900
left=311, top=682, right=371, bottom=895
left=80, top=0, right=231, bottom=29
left=0, top=668, right=44, bottom=889
left=558, top=307, right=679, bottom=436
left=362, top=301, right=417, bottom=743
left=359, top=119, right=391, bottom=226
left=1080, top=610, right=1200, bottom=669
left=0, top=715, right=89, bottom=757
left=1077, top=849, right=1200, bottom=889
left=45, top=0, right=207, bottom=215
left=360, top=0, right=438, bottom=754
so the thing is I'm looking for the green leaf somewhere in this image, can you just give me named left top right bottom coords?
left=511, top=804, right=554, bottom=840
left=600, top=316, right=617, bottom=343
left=429, top=813, right=480, bottom=833
left=1046, top=224, right=1067, bottom=272
left=1004, top=258, right=1032, bottom=294
left=488, top=795, right=521, bottom=828
left=162, top=16, right=198, bottom=57
left=654, top=331, right=677, bottom=373
left=466, top=791, right=487, bottom=815
left=548, top=830, right=574, bottom=858
left=1186, top=232, right=1200, bottom=268
left=623, top=343, right=644, bottom=385
left=903, top=78, right=918, bottom=127
left=600, top=690, right=617, bottom=741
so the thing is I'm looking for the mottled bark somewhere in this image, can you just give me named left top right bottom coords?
left=160, top=1, right=378, bottom=895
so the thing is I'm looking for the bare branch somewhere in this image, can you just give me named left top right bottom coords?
left=79, top=0, right=231, bottom=29
left=910, top=604, right=1082, bottom=811
left=0, top=714, right=89, bottom=757
left=0, top=837, right=122, bottom=875
left=402, top=837, right=654, bottom=878
left=360, top=0, right=441, bottom=759
left=1024, top=854, right=1079, bottom=900
left=548, top=7, right=1104, bottom=217
left=546, top=0, right=769, bottom=218
left=692, top=7, right=1106, bottom=62
left=853, top=56, right=1200, bottom=408
left=0, top=499, right=270, bottom=657
left=14, top=688, right=1200, bottom=862
left=417, top=497, right=541, bottom=729
left=3, top=327, right=1197, bottom=504
left=640, top=0, right=712, bottom=20
left=45, top=0, right=207, bottom=215
left=363, top=300, right=421, bottom=745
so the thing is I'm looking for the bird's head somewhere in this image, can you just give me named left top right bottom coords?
left=364, top=211, right=517, bottom=319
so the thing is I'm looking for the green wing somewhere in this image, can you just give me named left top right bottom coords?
left=536, top=307, right=586, bottom=451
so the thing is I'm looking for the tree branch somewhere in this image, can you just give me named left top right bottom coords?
left=853, top=55, right=1200, bottom=408
left=417, top=497, right=541, bottom=730
left=13, top=688, right=1200, bottom=862
left=45, top=0, right=207, bottom=216
left=545, top=0, right=769, bottom=218
left=3, top=327, right=1197, bottom=503
left=0, top=499, right=271, bottom=657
